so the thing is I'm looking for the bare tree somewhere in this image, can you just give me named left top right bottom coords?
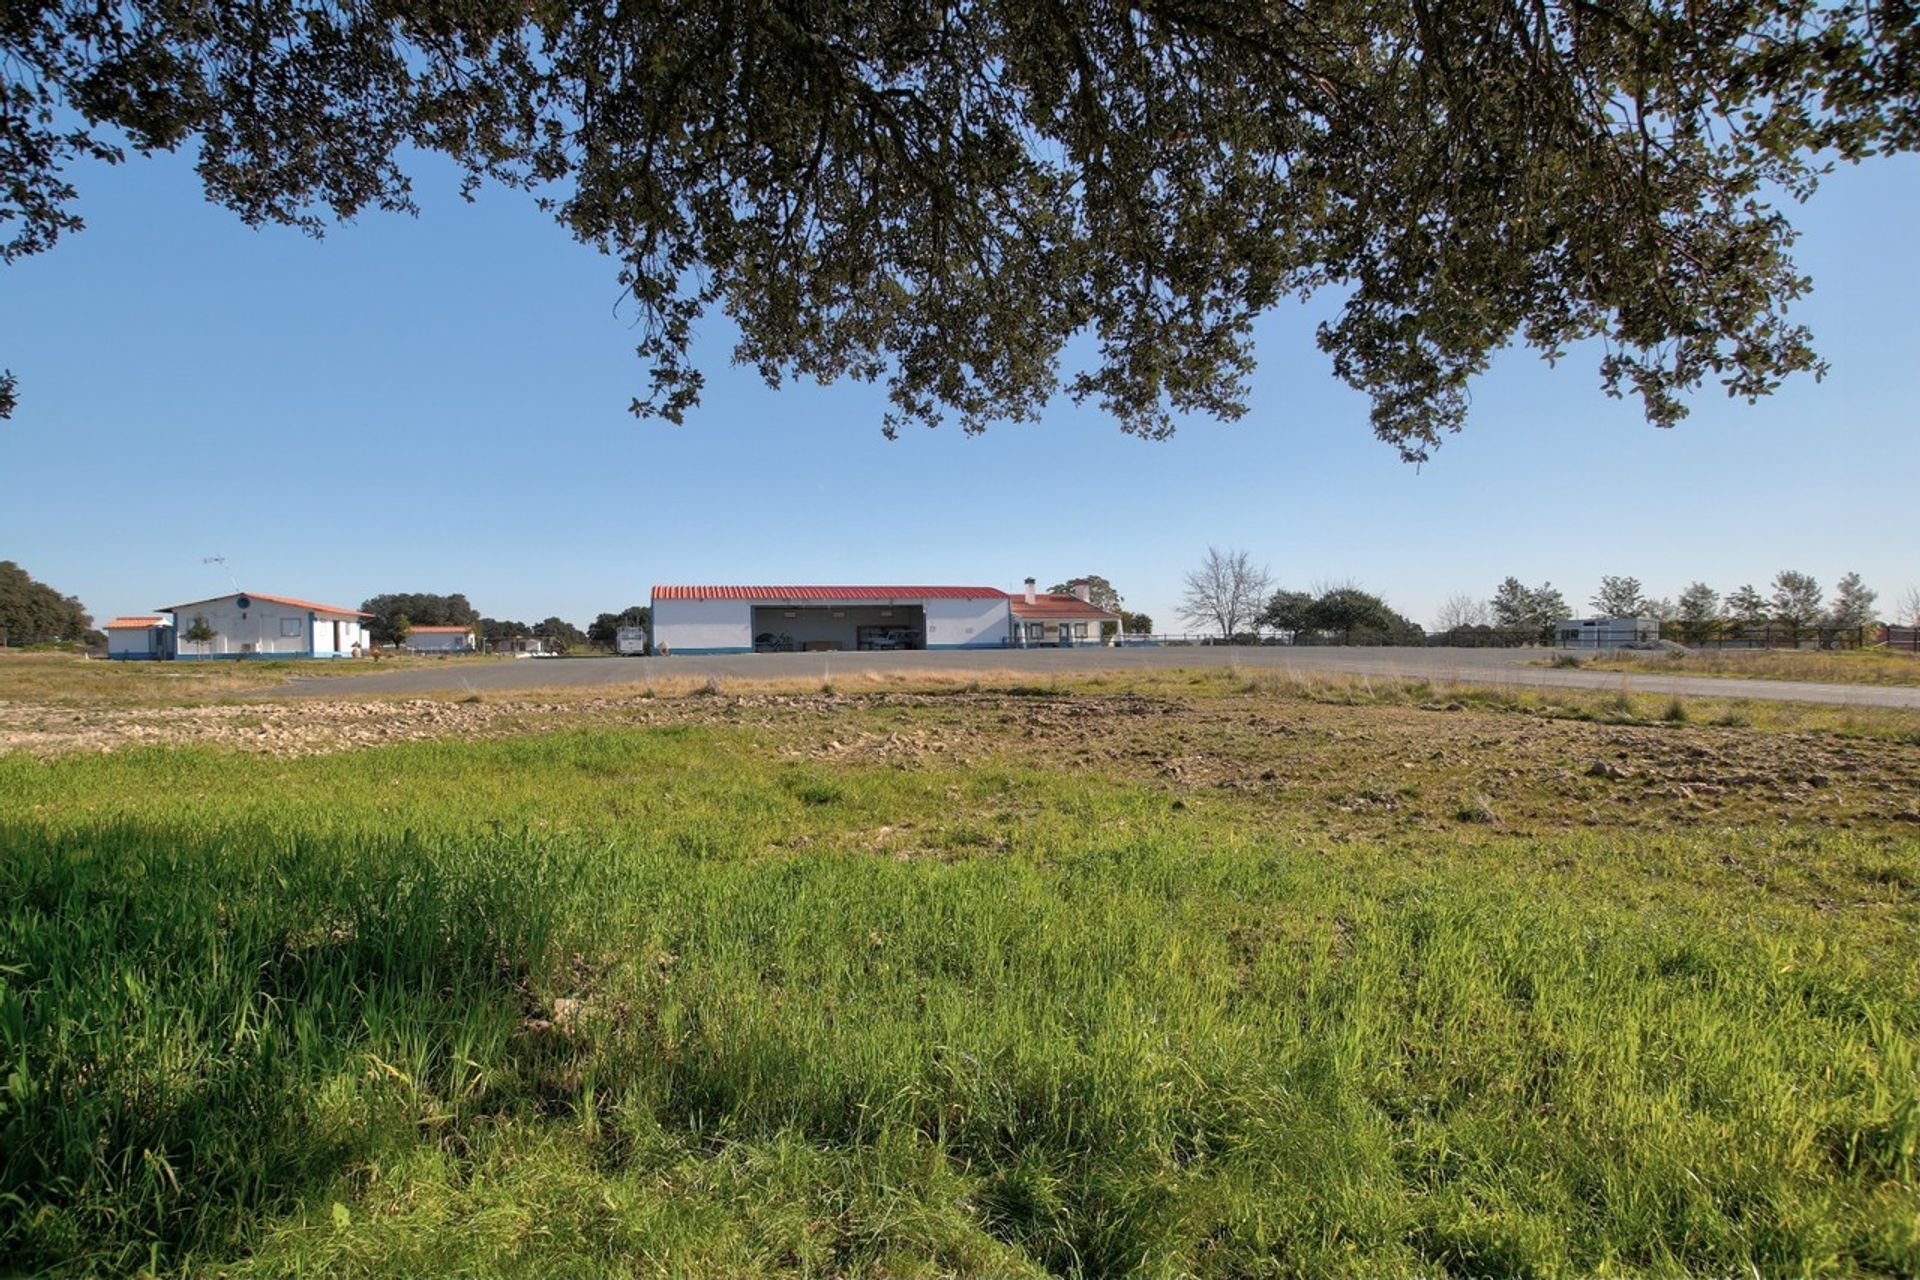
left=1900, top=585, right=1920, bottom=628
left=1179, top=547, right=1273, bottom=639
left=1435, top=594, right=1490, bottom=632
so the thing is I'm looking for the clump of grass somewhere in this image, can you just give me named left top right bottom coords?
left=1662, top=696, right=1689, bottom=723
left=692, top=676, right=722, bottom=697
left=458, top=692, right=484, bottom=705
left=819, top=679, right=836, bottom=696
left=1551, top=653, right=1585, bottom=668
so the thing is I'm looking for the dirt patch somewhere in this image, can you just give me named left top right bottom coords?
left=5, top=686, right=1918, bottom=835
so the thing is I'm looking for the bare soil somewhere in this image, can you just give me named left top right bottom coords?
left=6, top=687, right=1917, bottom=835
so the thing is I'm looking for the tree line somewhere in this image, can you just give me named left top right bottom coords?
left=1180, top=550, right=1916, bottom=646
left=0, top=562, right=94, bottom=647
left=359, top=594, right=651, bottom=654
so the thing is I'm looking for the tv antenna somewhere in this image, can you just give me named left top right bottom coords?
left=203, top=556, right=239, bottom=594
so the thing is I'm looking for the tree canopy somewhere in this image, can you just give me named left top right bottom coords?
left=361, top=592, right=481, bottom=647
left=588, top=606, right=652, bottom=650
left=0, top=561, right=91, bottom=645
left=1047, top=576, right=1124, bottom=614
left=8, top=1, right=1917, bottom=456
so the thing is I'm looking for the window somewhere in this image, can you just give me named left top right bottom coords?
left=1026, top=622, right=1043, bottom=639
left=1073, top=623, right=1089, bottom=637
left=280, top=617, right=303, bottom=638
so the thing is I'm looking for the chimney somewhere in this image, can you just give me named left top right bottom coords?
left=1023, top=577, right=1036, bottom=605
left=1071, top=580, right=1091, bottom=604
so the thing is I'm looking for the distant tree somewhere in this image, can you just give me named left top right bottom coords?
left=1434, top=594, right=1489, bottom=633
left=1828, top=572, right=1878, bottom=629
left=0, top=561, right=92, bottom=646
left=1120, top=610, right=1154, bottom=635
left=1900, top=586, right=1920, bottom=628
left=1046, top=575, right=1124, bottom=615
left=1676, top=582, right=1722, bottom=644
left=1643, top=597, right=1679, bottom=623
left=1179, top=548, right=1272, bottom=639
left=1304, top=586, right=1395, bottom=643
left=532, top=616, right=587, bottom=653
left=361, top=592, right=481, bottom=646
left=1770, top=570, right=1823, bottom=637
left=479, top=617, right=531, bottom=644
left=389, top=613, right=412, bottom=648
left=588, top=606, right=652, bottom=650
left=1590, top=575, right=1647, bottom=617
left=1726, top=584, right=1769, bottom=627
left=183, top=614, right=216, bottom=655
left=1258, top=589, right=1315, bottom=636
left=1491, top=577, right=1567, bottom=643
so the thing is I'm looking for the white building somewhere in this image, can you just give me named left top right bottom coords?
left=103, top=616, right=173, bottom=660
left=1010, top=578, right=1121, bottom=646
left=406, top=624, right=477, bottom=654
left=651, top=585, right=1014, bottom=654
left=1555, top=616, right=1660, bottom=648
left=161, top=591, right=371, bottom=659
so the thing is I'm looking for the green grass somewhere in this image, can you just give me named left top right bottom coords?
left=2, top=726, right=1917, bottom=1276
left=1576, top=646, right=1920, bottom=688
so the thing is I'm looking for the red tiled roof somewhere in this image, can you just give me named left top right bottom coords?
left=103, top=616, right=168, bottom=629
left=652, top=585, right=1006, bottom=601
left=407, top=625, right=475, bottom=633
left=158, top=591, right=372, bottom=617
left=1010, top=593, right=1120, bottom=620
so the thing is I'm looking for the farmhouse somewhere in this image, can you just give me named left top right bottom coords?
left=1010, top=578, right=1122, bottom=646
left=103, top=616, right=173, bottom=660
left=406, top=624, right=478, bottom=654
left=650, top=580, right=1120, bottom=654
left=161, top=591, right=371, bottom=659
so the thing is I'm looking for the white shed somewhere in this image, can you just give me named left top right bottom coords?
left=103, top=616, right=173, bottom=660
left=406, top=625, right=477, bottom=654
left=1555, top=617, right=1660, bottom=649
left=161, top=591, right=371, bottom=659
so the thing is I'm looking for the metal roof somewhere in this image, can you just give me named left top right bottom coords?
left=158, top=591, right=373, bottom=617
left=652, top=585, right=1007, bottom=601
left=1010, top=594, right=1121, bottom=619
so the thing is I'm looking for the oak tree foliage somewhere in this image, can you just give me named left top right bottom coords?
left=7, top=1, right=1918, bottom=453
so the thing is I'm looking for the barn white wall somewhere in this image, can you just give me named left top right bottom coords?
left=652, top=598, right=755, bottom=653
left=924, top=597, right=1012, bottom=647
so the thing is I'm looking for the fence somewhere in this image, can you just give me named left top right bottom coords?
left=1656, top=621, right=1872, bottom=650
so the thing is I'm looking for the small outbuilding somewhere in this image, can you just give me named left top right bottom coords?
left=406, top=624, right=478, bottom=654
left=161, top=591, right=371, bottom=659
left=1556, top=616, right=1660, bottom=648
left=103, top=616, right=173, bottom=661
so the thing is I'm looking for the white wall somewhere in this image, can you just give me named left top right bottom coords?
left=652, top=598, right=755, bottom=652
left=107, top=627, right=166, bottom=657
left=924, top=597, right=1012, bottom=647
left=408, top=631, right=472, bottom=652
left=169, top=595, right=364, bottom=657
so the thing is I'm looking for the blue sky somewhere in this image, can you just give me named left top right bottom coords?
left=3, top=146, right=1915, bottom=632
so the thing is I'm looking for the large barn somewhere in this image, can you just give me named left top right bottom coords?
left=650, top=581, right=1119, bottom=654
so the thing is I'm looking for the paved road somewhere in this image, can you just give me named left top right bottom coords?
left=276, top=646, right=1920, bottom=710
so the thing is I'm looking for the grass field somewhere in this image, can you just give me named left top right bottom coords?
left=0, top=650, right=515, bottom=707
left=2, top=675, right=1917, bottom=1276
left=1574, top=646, right=1920, bottom=687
